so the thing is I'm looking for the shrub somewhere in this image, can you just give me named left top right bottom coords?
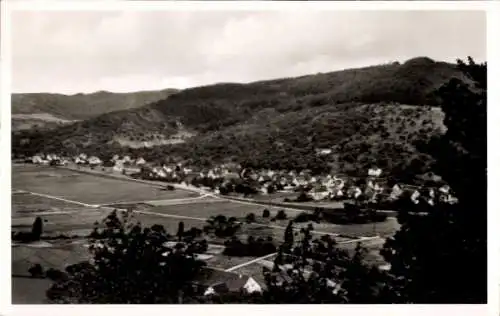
left=275, top=210, right=287, bottom=220
left=166, top=185, right=175, bottom=191
left=46, top=268, right=68, bottom=282
left=246, top=213, right=256, bottom=223
left=28, top=263, right=44, bottom=278
left=293, top=212, right=317, bottom=223
left=262, top=209, right=271, bottom=218
left=31, top=217, right=43, bottom=241
left=296, top=192, right=312, bottom=202
left=223, top=236, right=277, bottom=257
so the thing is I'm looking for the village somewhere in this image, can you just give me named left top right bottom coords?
left=23, top=152, right=458, bottom=212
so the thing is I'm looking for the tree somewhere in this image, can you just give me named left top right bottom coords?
left=275, top=210, right=287, bottom=220
left=29, top=263, right=44, bottom=278
left=283, top=221, right=294, bottom=251
left=177, top=221, right=185, bottom=241
left=46, top=210, right=206, bottom=303
left=31, top=216, right=43, bottom=240
left=381, top=57, right=487, bottom=303
left=245, top=213, right=256, bottom=223
left=261, top=225, right=381, bottom=303
left=262, top=209, right=271, bottom=218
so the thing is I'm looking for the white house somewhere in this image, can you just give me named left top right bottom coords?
left=32, top=155, right=43, bottom=164
left=390, top=184, right=403, bottom=200
left=411, top=190, right=421, bottom=204
left=135, top=157, right=146, bottom=166
left=113, top=161, right=124, bottom=172
left=368, top=167, right=382, bottom=177
left=316, top=148, right=332, bottom=156
left=88, top=156, right=102, bottom=166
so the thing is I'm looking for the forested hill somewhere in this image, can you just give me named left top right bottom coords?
left=13, top=57, right=473, bottom=178
left=12, top=88, right=179, bottom=120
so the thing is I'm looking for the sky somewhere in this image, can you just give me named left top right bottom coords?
left=11, top=10, right=486, bottom=94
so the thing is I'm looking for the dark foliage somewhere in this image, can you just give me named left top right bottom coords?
left=275, top=210, right=288, bottom=220
left=28, top=263, right=44, bottom=278
left=177, top=222, right=185, bottom=241
left=245, top=213, right=256, bottom=223
left=13, top=58, right=466, bottom=178
left=223, top=236, right=277, bottom=257
left=262, top=209, right=271, bottom=218
left=46, top=210, right=206, bottom=303
left=381, top=57, right=487, bottom=303
left=203, top=215, right=242, bottom=238
left=31, top=217, right=43, bottom=241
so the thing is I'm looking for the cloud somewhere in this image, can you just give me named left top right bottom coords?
left=11, top=10, right=486, bottom=93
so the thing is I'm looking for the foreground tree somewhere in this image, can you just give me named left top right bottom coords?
left=382, top=57, right=487, bottom=303
left=46, top=210, right=206, bottom=303
left=262, top=226, right=384, bottom=303
left=31, top=216, right=43, bottom=241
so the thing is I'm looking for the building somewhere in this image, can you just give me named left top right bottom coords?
left=368, top=167, right=382, bottom=177
left=88, top=156, right=102, bottom=166
left=194, top=269, right=263, bottom=296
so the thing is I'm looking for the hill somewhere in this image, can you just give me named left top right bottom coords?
left=12, top=57, right=471, bottom=178
left=11, top=88, right=179, bottom=121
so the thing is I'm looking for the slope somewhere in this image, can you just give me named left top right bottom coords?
left=12, top=88, right=179, bottom=120
left=12, top=57, right=470, bottom=178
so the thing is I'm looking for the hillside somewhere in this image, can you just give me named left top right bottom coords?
left=12, top=88, right=179, bottom=120
left=12, top=57, right=470, bottom=178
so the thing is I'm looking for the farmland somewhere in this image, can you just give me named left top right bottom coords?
left=12, top=164, right=198, bottom=205
left=11, top=164, right=398, bottom=303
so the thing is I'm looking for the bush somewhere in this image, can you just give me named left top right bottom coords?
left=166, top=185, right=175, bottom=191
left=46, top=268, right=68, bottom=281
left=28, top=263, right=44, bottom=278
left=275, top=210, right=287, bottom=220
left=293, top=212, right=320, bottom=223
left=262, top=209, right=271, bottom=218
left=246, top=213, right=256, bottom=223
left=296, top=192, right=313, bottom=202
left=184, top=227, right=203, bottom=239
left=223, top=236, right=277, bottom=257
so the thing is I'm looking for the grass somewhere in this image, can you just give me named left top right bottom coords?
left=141, top=201, right=287, bottom=220
left=12, top=165, right=197, bottom=204
left=12, top=277, right=54, bottom=304
left=12, top=192, right=85, bottom=215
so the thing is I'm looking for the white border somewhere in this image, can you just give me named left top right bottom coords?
left=1, top=1, right=498, bottom=316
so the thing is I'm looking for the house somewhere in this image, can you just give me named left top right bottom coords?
left=113, top=161, right=124, bottom=172
left=368, top=167, right=382, bottom=177
left=310, top=191, right=330, bottom=201
left=316, top=148, right=332, bottom=156
left=135, top=157, right=146, bottom=166
left=88, top=156, right=102, bottom=166
left=32, top=155, right=43, bottom=164
left=389, top=184, right=403, bottom=200
left=348, top=186, right=362, bottom=199
left=410, top=190, right=421, bottom=204
left=195, top=269, right=263, bottom=296
left=439, top=185, right=451, bottom=195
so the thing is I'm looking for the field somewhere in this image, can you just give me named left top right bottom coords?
left=12, top=164, right=198, bottom=205
left=11, top=164, right=399, bottom=303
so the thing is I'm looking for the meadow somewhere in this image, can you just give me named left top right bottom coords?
left=12, top=164, right=197, bottom=204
